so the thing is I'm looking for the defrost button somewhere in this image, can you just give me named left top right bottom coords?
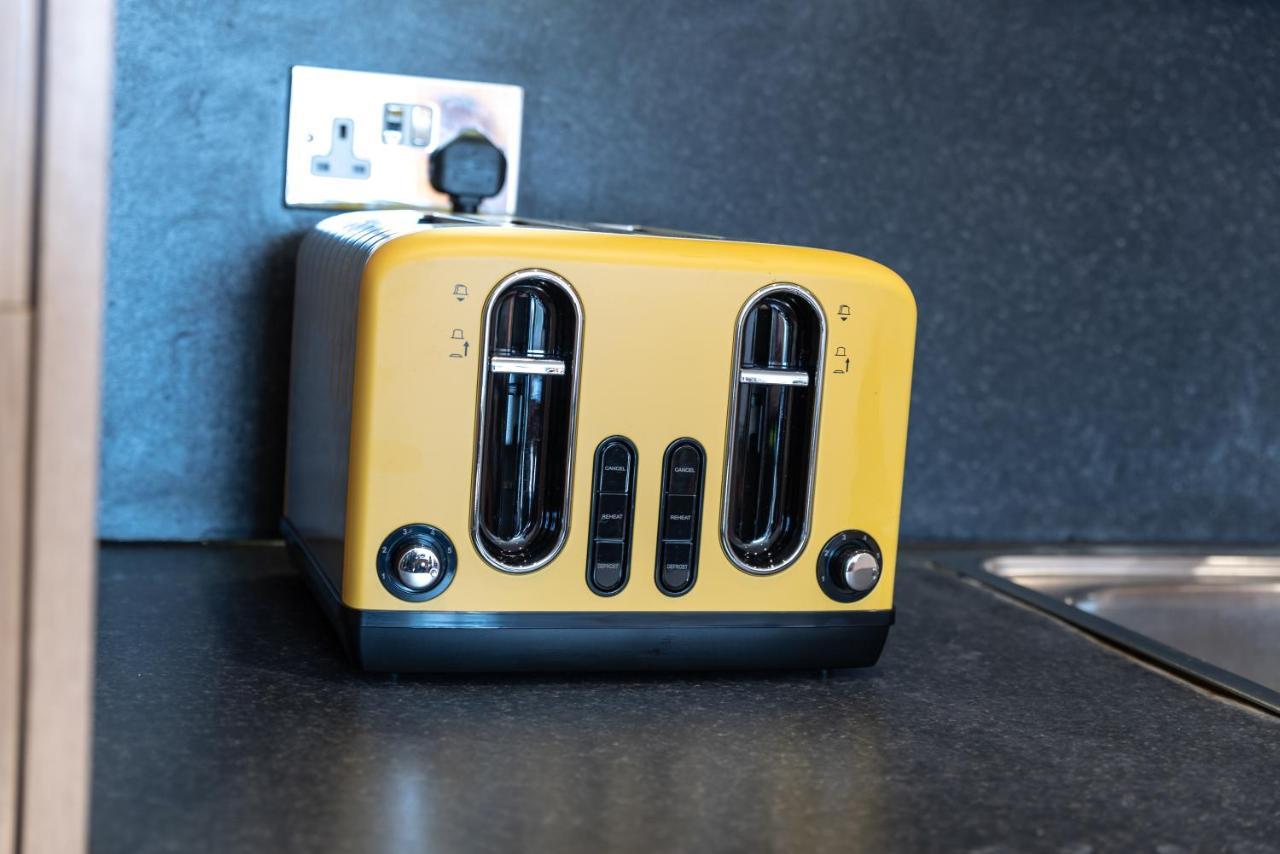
left=591, top=541, right=625, bottom=592
left=659, top=543, right=694, bottom=594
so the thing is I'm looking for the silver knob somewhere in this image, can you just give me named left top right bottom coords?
left=395, top=545, right=443, bottom=591
left=841, top=550, right=881, bottom=593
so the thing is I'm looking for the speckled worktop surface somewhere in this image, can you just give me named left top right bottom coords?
left=92, top=544, right=1279, bottom=853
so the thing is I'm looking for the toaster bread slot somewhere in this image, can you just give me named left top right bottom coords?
left=721, top=285, right=825, bottom=574
left=472, top=270, right=582, bottom=572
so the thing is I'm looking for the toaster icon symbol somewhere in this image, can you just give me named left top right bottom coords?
left=452, top=283, right=469, bottom=301
left=449, top=328, right=469, bottom=358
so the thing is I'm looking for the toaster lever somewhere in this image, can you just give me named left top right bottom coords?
left=737, top=368, right=810, bottom=387
left=489, top=356, right=566, bottom=376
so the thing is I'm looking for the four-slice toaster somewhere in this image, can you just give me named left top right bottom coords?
left=283, top=210, right=916, bottom=671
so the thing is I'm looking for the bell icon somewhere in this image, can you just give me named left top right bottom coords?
left=452, top=283, right=469, bottom=301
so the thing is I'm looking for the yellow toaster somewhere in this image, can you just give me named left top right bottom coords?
left=282, top=210, right=916, bottom=671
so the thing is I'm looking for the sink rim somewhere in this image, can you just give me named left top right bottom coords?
left=932, top=550, right=1280, bottom=717
left=984, top=553, right=1280, bottom=581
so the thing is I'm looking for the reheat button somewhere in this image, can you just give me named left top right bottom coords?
left=593, top=492, right=629, bottom=540
left=655, top=439, right=705, bottom=596
left=586, top=436, right=637, bottom=596
left=662, top=495, right=696, bottom=541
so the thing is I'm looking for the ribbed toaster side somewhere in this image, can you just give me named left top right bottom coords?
left=283, top=212, right=424, bottom=588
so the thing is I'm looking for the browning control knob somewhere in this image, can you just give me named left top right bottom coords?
left=395, top=544, right=443, bottom=591
left=841, top=549, right=881, bottom=593
left=377, top=524, right=457, bottom=602
left=817, top=531, right=883, bottom=602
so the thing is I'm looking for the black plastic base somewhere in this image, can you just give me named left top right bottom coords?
left=283, top=519, right=893, bottom=673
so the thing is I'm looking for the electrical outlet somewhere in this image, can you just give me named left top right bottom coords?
left=311, top=118, right=370, bottom=179
left=285, top=66, right=523, bottom=213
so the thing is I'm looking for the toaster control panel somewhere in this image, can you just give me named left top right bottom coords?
left=656, top=439, right=706, bottom=596
left=586, top=437, right=638, bottom=595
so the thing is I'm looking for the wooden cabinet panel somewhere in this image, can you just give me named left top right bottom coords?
left=0, top=311, right=31, bottom=854
left=0, top=0, right=37, bottom=307
left=2, top=0, right=112, bottom=851
left=18, top=0, right=114, bottom=849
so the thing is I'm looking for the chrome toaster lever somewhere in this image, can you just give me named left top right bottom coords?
left=737, top=368, right=810, bottom=387
left=489, top=356, right=567, bottom=375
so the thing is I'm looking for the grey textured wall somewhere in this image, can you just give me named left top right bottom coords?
left=102, top=0, right=1280, bottom=542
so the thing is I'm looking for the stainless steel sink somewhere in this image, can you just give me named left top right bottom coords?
left=943, top=551, right=1280, bottom=715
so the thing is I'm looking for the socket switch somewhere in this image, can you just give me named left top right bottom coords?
left=285, top=66, right=522, bottom=213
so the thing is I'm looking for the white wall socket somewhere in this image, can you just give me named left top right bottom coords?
left=285, top=66, right=523, bottom=213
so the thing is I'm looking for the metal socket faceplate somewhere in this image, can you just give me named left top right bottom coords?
left=285, top=66, right=523, bottom=213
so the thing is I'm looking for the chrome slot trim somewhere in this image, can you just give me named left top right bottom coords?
left=720, top=282, right=827, bottom=576
left=470, top=269, right=584, bottom=574
left=738, top=368, right=810, bottom=387
left=489, top=356, right=566, bottom=376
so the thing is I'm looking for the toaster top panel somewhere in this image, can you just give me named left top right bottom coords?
left=331, top=213, right=916, bottom=612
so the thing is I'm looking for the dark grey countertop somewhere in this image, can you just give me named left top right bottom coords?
left=92, top=544, right=1280, bottom=853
